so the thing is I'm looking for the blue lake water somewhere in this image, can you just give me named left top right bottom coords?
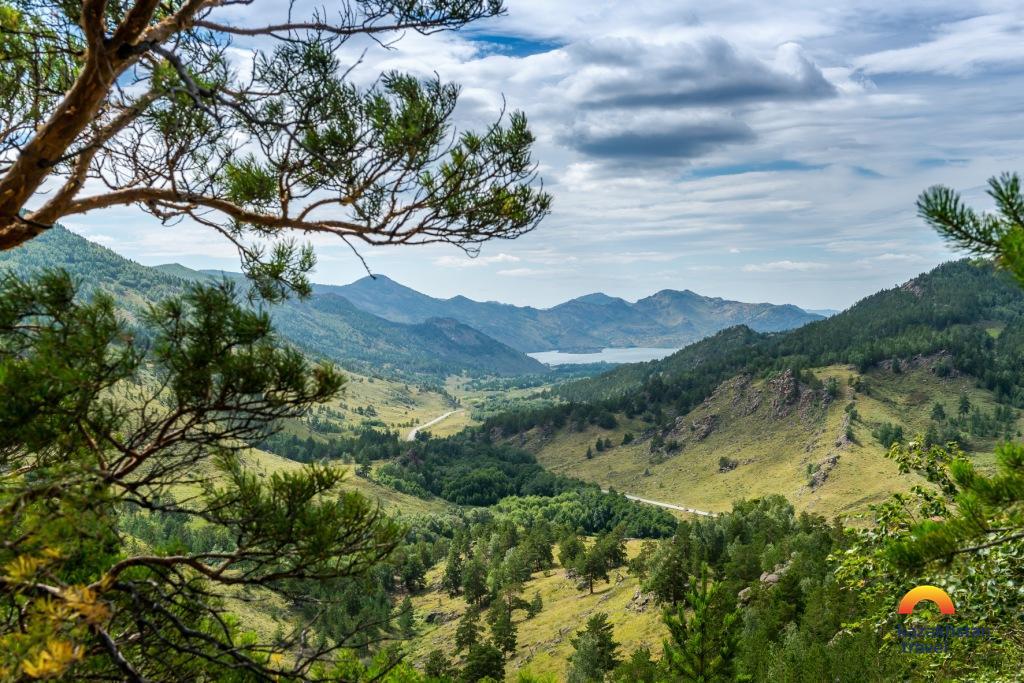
left=528, top=347, right=679, bottom=365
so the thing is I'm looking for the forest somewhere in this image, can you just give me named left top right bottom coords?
left=2, top=0, right=1024, bottom=681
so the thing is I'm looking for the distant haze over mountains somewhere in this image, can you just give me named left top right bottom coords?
left=311, top=274, right=825, bottom=353
left=0, top=227, right=545, bottom=379
left=0, top=226, right=827, bottom=379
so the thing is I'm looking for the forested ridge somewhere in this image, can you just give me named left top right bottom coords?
left=534, top=260, right=1024, bottom=425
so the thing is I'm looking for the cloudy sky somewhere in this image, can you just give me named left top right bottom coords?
left=67, top=1, right=1024, bottom=310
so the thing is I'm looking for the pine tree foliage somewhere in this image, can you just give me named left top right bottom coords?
left=0, top=271, right=405, bottom=679
left=0, top=1, right=550, bottom=299
left=661, top=565, right=739, bottom=683
left=567, top=613, right=619, bottom=683
left=918, top=172, right=1024, bottom=285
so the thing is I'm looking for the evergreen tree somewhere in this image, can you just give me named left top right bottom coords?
left=575, top=542, right=610, bottom=594
left=462, top=555, right=490, bottom=606
left=488, top=600, right=518, bottom=655
left=462, top=642, right=505, bottom=683
left=559, top=533, right=586, bottom=568
left=586, top=445, right=594, bottom=459
left=596, top=526, right=627, bottom=569
left=522, top=521, right=555, bottom=572
left=424, top=649, right=456, bottom=680
left=0, top=1, right=550, bottom=292
left=398, top=596, right=416, bottom=637
left=662, top=565, right=739, bottom=683
left=443, top=545, right=465, bottom=597
left=527, top=592, right=544, bottom=619
left=644, top=532, right=693, bottom=606
left=931, top=402, right=947, bottom=421
left=567, top=612, right=620, bottom=681
left=566, top=632, right=605, bottom=683
left=0, top=273, right=404, bottom=679
left=917, top=172, right=1024, bottom=285
left=455, top=608, right=482, bottom=654
left=611, top=647, right=660, bottom=683
left=958, top=392, right=972, bottom=417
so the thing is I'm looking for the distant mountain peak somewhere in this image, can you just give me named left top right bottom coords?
left=571, top=292, right=627, bottom=306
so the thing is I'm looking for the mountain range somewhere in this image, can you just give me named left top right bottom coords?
left=307, top=273, right=824, bottom=352
left=0, top=226, right=825, bottom=377
left=0, top=227, right=544, bottom=378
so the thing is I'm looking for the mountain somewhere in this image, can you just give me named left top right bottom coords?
left=314, top=274, right=823, bottom=352
left=487, top=259, right=1024, bottom=517
left=0, top=228, right=544, bottom=378
left=556, top=259, right=1024, bottom=406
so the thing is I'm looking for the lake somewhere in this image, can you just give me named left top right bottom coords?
left=528, top=347, right=679, bottom=365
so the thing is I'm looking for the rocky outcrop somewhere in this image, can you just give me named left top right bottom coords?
left=424, top=610, right=457, bottom=625
left=627, top=589, right=657, bottom=613
left=690, top=414, right=717, bottom=440
left=809, top=453, right=839, bottom=489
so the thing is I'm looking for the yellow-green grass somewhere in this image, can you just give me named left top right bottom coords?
left=406, top=540, right=663, bottom=681
left=521, top=365, right=1020, bottom=521
left=419, top=410, right=478, bottom=438
left=303, top=371, right=459, bottom=434
left=230, top=447, right=450, bottom=517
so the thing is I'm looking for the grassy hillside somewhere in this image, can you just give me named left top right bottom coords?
left=519, top=361, right=1019, bottom=519
left=406, top=540, right=664, bottom=681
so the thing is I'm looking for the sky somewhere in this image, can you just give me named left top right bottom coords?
left=63, top=1, right=1024, bottom=310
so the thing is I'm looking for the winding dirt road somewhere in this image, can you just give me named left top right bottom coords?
left=406, top=409, right=464, bottom=441
left=601, top=490, right=716, bottom=517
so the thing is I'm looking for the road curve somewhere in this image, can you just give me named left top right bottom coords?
left=406, top=409, right=464, bottom=441
left=601, top=489, right=716, bottom=517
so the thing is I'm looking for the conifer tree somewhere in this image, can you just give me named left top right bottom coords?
left=398, top=596, right=416, bottom=637
left=662, top=565, right=739, bottom=683
left=462, top=642, right=505, bottom=682
left=611, top=647, right=660, bottom=683
left=0, top=273, right=404, bottom=679
left=462, top=555, right=490, bottom=606
left=527, top=592, right=544, bottom=619
left=424, top=649, right=456, bottom=680
left=0, top=1, right=550, bottom=299
left=567, top=612, right=620, bottom=682
left=488, top=600, right=517, bottom=655
left=558, top=533, right=586, bottom=569
left=443, top=545, right=465, bottom=597
left=644, top=532, right=694, bottom=606
left=455, top=608, right=482, bottom=655
left=575, top=543, right=610, bottom=594
left=959, top=392, right=972, bottom=417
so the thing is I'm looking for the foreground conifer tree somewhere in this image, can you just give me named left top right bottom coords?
left=0, top=0, right=550, bottom=298
left=0, top=271, right=404, bottom=679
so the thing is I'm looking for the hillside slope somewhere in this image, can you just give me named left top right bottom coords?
left=317, top=274, right=822, bottom=352
left=0, top=228, right=544, bottom=378
left=492, top=260, right=1024, bottom=518
left=557, top=259, right=1024, bottom=406
left=523, top=362, right=1018, bottom=518
left=407, top=540, right=663, bottom=682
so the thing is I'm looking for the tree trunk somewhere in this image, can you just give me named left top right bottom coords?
left=0, top=50, right=123, bottom=248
